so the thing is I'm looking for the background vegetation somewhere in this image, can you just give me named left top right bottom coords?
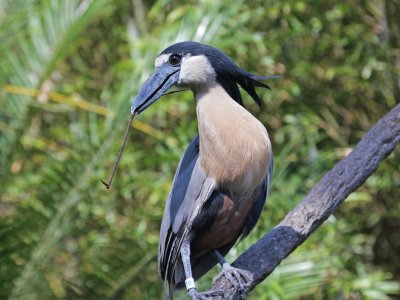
left=0, top=0, right=399, bottom=299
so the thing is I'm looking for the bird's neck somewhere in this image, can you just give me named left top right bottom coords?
left=195, top=84, right=272, bottom=195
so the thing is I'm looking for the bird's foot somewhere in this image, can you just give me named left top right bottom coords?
left=188, top=288, right=224, bottom=300
left=212, top=263, right=253, bottom=299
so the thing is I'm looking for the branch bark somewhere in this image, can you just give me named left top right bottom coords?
left=209, top=104, right=400, bottom=299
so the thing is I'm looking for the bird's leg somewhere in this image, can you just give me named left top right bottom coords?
left=180, top=241, right=200, bottom=300
left=212, top=250, right=253, bottom=299
left=181, top=241, right=224, bottom=300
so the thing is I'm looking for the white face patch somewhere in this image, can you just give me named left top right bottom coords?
left=154, top=54, right=169, bottom=68
left=179, top=55, right=216, bottom=86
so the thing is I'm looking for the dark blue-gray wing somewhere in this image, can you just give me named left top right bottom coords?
left=158, top=135, right=216, bottom=286
left=241, top=155, right=273, bottom=238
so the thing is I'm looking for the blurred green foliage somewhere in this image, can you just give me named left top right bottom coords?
left=0, top=0, right=399, bottom=299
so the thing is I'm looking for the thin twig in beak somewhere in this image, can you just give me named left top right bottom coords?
left=101, top=113, right=136, bottom=189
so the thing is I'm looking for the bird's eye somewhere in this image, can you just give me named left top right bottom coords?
left=168, top=54, right=182, bottom=66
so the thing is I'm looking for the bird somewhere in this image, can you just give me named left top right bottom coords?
left=130, top=41, right=274, bottom=299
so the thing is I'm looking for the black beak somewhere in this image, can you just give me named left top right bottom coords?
left=131, top=65, right=180, bottom=114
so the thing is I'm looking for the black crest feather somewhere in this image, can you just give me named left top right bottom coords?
left=161, top=41, right=278, bottom=108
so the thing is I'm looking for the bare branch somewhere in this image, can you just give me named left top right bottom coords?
left=210, top=104, right=400, bottom=299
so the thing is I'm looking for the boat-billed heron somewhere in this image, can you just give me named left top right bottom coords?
left=131, top=42, right=274, bottom=299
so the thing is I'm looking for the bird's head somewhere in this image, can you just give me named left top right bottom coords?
left=131, top=41, right=277, bottom=114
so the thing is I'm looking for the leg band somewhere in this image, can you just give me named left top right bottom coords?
left=185, top=277, right=196, bottom=290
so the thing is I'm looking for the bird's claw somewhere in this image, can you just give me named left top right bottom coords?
left=188, top=288, right=224, bottom=300
left=212, top=264, right=253, bottom=299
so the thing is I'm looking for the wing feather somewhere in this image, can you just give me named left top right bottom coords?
left=241, top=155, right=274, bottom=238
left=158, top=135, right=216, bottom=285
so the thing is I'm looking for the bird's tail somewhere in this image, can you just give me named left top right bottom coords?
left=161, top=260, right=185, bottom=300
left=161, top=280, right=171, bottom=300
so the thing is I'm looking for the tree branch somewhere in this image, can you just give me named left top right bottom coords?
left=209, top=104, right=400, bottom=299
